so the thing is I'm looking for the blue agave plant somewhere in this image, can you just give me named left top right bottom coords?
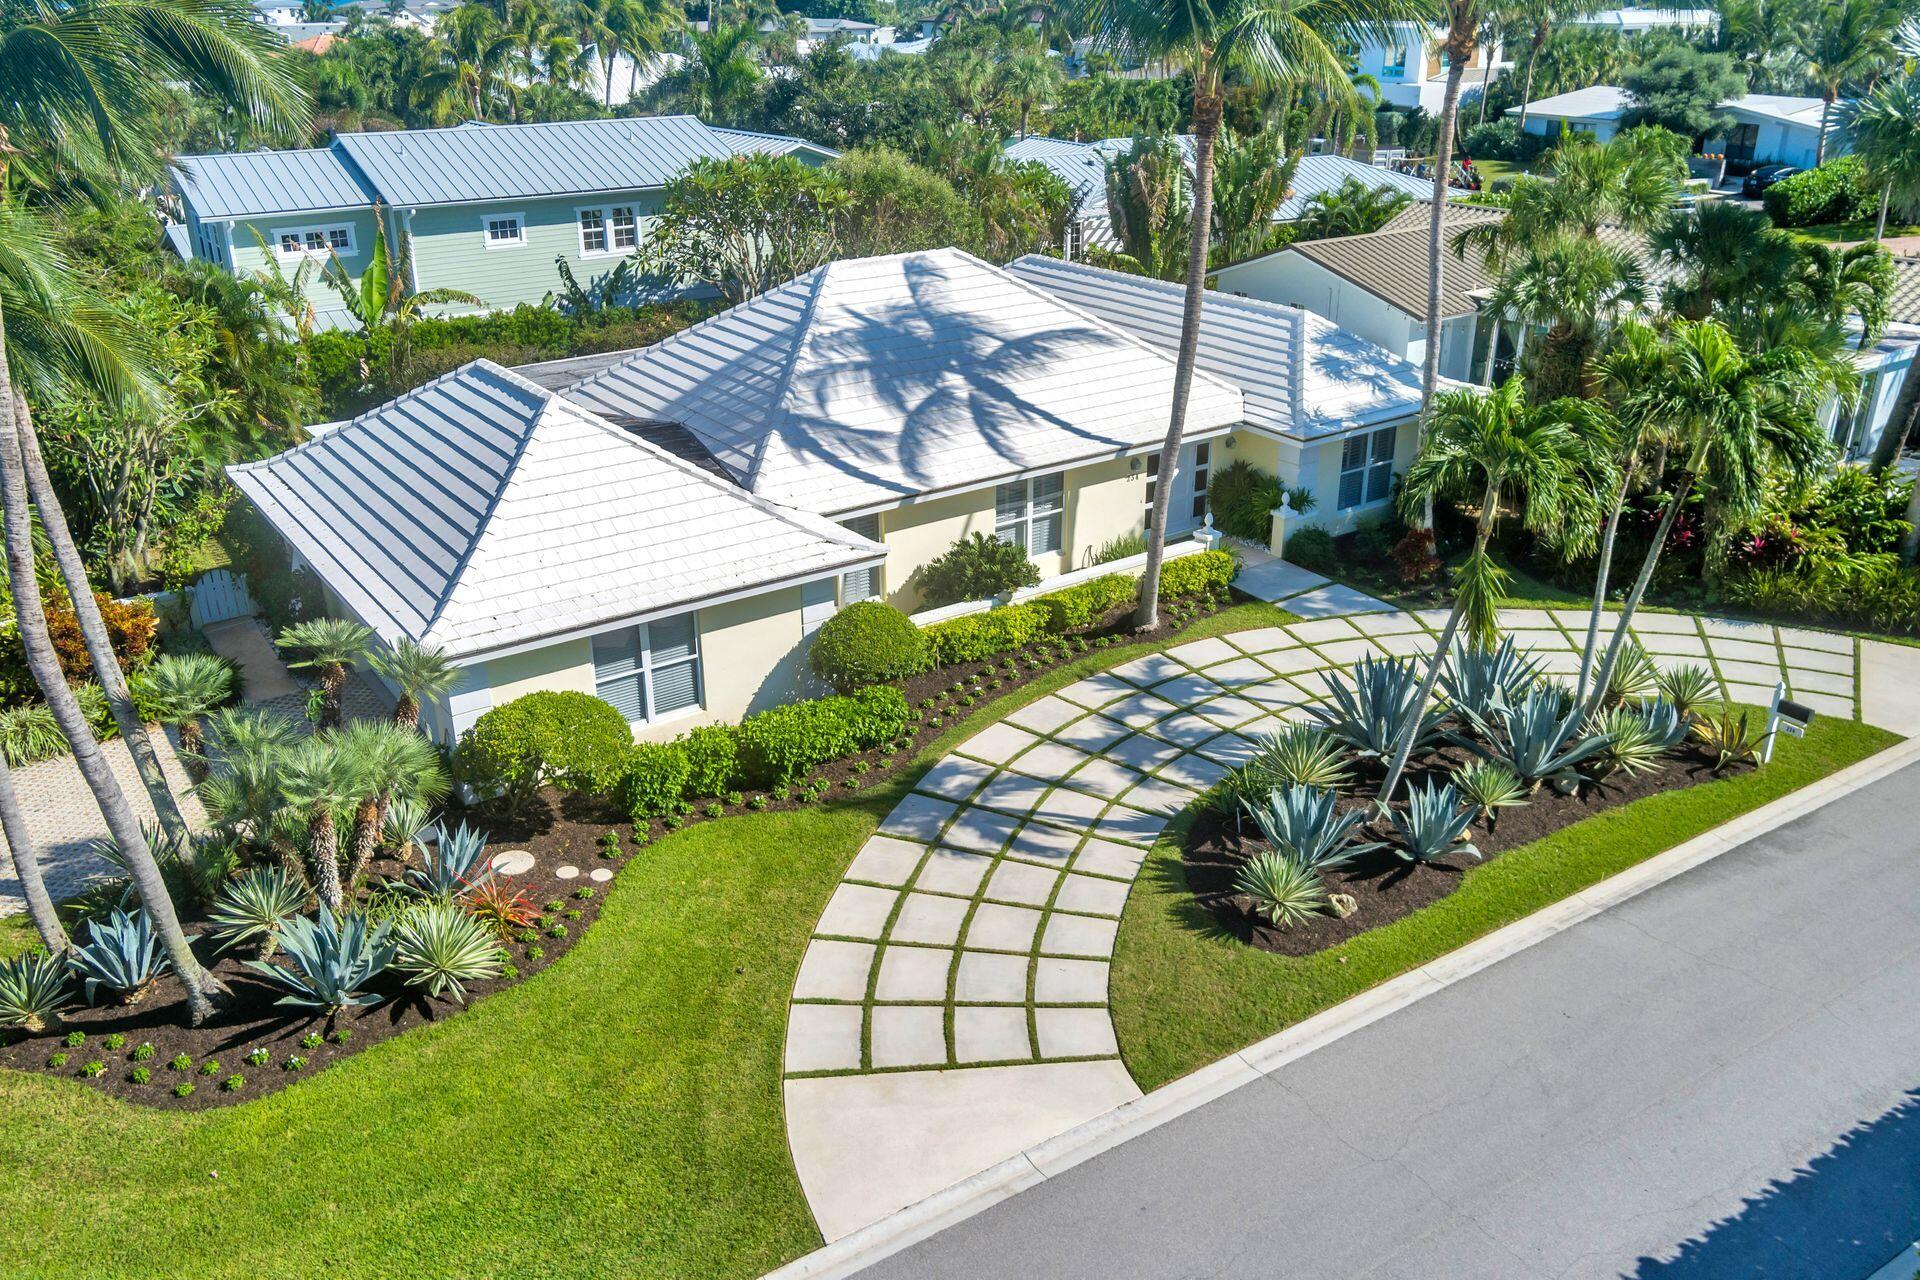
left=1390, top=781, right=1481, bottom=863
left=67, top=905, right=170, bottom=1003
left=1438, top=637, right=1545, bottom=725
left=1309, top=654, right=1448, bottom=760
left=406, top=822, right=493, bottom=899
left=1465, top=688, right=1611, bottom=791
left=1244, top=784, right=1385, bottom=871
left=249, top=911, right=395, bottom=1011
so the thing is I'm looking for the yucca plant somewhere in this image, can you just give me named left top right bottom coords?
left=1248, top=723, right=1352, bottom=789
left=1244, top=784, right=1384, bottom=871
left=250, top=910, right=394, bottom=1012
left=1207, top=763, right=1269, bottom=829
left=0, top=951, right=71, bottom=1031
left=1655, top=663, right=1718, bottom=720
left=408, top=822, right=493, bottom=899
left=1602, top=638, right=1659, bottom=707
left=1464, top=688, right=1612, bottom=792
left=1589, top=704, right=1668, bottom=778
left=391, top=901, right=506, bottom=1002
left=67, top=906, right=169, bottom=1004
left=206, top=866, right=308, bottom=957
left=1452, top=760, right=1527, bottom=826
left=1389, top=781, right=1481, bottom=863
left=1233, top=851, right=1328, bottom=929
left=1438, top=638, right=1544, bottom=726
left=1694, top=707, right=1763, bottom=773
left=1309, top=655, right=1448, bottom=761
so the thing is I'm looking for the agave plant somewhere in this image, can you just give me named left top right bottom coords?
left=1589, top=704, right=1669, bottom=778
left=1694, top=707, right=1763, bottom=773
left=1602, top=638, right=1660, bottom=707
left=0, top=951, right=71, bottom=1031
left=1389, top=781, right=1481, bottom=863
left=1452, top=760, right=1528, bottom=825
left=67, top=906, right=170, bottom=1004
left=1309, top=655, right=1448, bottom=761
left=407, top=822, right=493, bottom=899
left=392, top=901, right=506, bottom=1002
left=249, top=910, right=395, bottom=1012
left=1247, top=723, right=1353, bottom=790
left=382, top=797, right=437, bottom=867
left=206, top=866, right=308, bottom=957
left=1465, top=688, right=1612, bottom=793
left=1244, top=784, right=1384, bottom=871
left=1655, top=663, right=1718, bottom=720
left=1438, top=638, right=1544, bottom=726
left=1233, top=851, right=1328, bottom=929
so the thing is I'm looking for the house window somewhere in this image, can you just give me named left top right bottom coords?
left=1144, top=454, right=1159, bottom=515
left=577, top=205, right=638, bottom=255
left=1337, top=426, right=1398, bottom=510
left=1383, top=44, right=1407, bottom=75
left=273, top=224, right=354, bottom=259
left=995, top=472, right=1065, bottom=556
left=590, top=612, right=702, bottom=724
left=1190, top=442, right=1211, bottom=522
left=840, top=513, right=882, bottom=602
left=610, top=205, right=638, bottom=249
left=578, top=208, right=607, bottom=254
left=483, top=213, right=526, bottom=248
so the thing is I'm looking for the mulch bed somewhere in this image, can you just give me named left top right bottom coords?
left=2, top=589, right=1236, bottom=1108
left=1183, top=741, right=1751, bottom=957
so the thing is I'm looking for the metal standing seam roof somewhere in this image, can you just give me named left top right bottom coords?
left=1002, top=136, right=1119, bottom=251
left=564, top=248, right=1248, bottom=516
left=1274, top=154, right=1436, bottom=222
left=710, top=127, right=842, bottom=160
left=169, top=146, right=378, bottom=220
left=1008, top=254, right=1425, bottom=439
left=226, top=359, right=881, bottom=660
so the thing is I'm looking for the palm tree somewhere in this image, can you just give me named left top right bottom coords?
left=278, top=618, right=376, bottom=730
left=141, top=653, right=235, bottom=782
left=1376, top=379, right=1611, bottom=801
left=1481, top=236, right=1646, bottom=400
left=1293, top=176, right=1412, bottom=240
left=336, top=721, right=449, bottom=891
left=658, top=22, right=760, bottom=122
left=1788, top=240, right=1893, bottom=338
left=1512, top=0, right=1602, bottom=134
left=279, top=736, right=364, bottom=915
left=608, top=0, right=681, bottom=104
left=1650, top=199, right=1800, bottom=322
left=1210, top=130, right=1297, bottom=263
left=367, top=639, right=462, bottom=732
left=1843, top=70, right=1920, bottom=240
left=1802, top=0, right=1901, bottom=165
left=1081, top=0, right=1425, bottom=628
left=997, top=43, right=1065, bottom=137
left=0, top=753, right=64, bottom=954
left=440, top=2, right=523, bottom=118
left=248, top=229, right=321, bottom=341
left=197, top=706, right=303, bottom=872
left=323, top=211, right=483, bottom=387
left=1579, top=319, right=1833, bottom=720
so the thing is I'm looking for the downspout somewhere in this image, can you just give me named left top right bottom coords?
left=402, top=208, right=421, bottom=294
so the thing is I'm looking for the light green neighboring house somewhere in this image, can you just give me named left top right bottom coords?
left=169, top=116, right=836, bottom=327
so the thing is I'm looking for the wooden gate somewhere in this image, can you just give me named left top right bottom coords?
left=188, top=568, right=256, bottom=628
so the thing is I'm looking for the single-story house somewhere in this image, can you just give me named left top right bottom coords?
left=230, top=249, right=1429, bottom=744
left=168, top=116, right=838, bottom=326
left=1509, top=86, right=1845, bottom=169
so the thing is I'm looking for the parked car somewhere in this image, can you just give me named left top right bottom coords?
left=1742, top=164, right=1798, bottom=198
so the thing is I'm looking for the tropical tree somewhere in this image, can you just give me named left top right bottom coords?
left=996, top=41, right=1065, bottom=137
left=323, top=211, right=484, bottom=385
left=1650, top=199, right=1800, bottom=321
left=278, top=617, right=376, bottom=730
left=1377, top=378, right=1611, bottom=801
left=1788, top=240, right=1893, bottom=338
left=1293, top=175, right=1411, bottom=240
left=1102, top=135, right=1192, bottom=280
left=1619, top=43, right=1747, bottom=139
left=367, top=639, right=461, bottom=731
left=438, top=1, right=523, bottom=118
left=1801, top=0, right=1901, bottom=165
left=279, top=735, right=364, bottom=914
left=336, top=720, right=448, bottom=891
left=1843, top=69, right=1920, bottom=240
left=1512, top=0, right=1604, bottom=134
left=640, top=152, right=849, bottom=303
left=248, top=229, right=322, bottom=341
left=1580, top=318, right=1833, bottom=719
left=1210, top=129, right=1298, bottom=262
left=1080, top=0, right=1426, bottom=627
left=1480, top=237, right=1646, bottom=400
left=140, top=652, right=236, bottom=781
left=656, top=22, right=761, bottom=122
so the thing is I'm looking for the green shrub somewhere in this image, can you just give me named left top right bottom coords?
left=1285, top=527, right=1337, bottom=572
left=680, top=724, right=740, bottom=797
left=454, top=691, right=633, bottom=810
left=1726, top=552, right=1920, bottom=634
left=1763, top=156, right=1876, bottom=227
left=1158, top=549, right=1238, bottom=599
left=1033, top=573, right=1135, bottom=633
left=915, top=532, right=1042, bottom=607
left=807, top=600, right=928, bottom=692
left=734, top=686, right=910, bottom=788
left=618, top=741, right=692, bottom=820
left=1208, top=459, right=1286, bottom=543
left=1091, top=532, right=1147, bottom=564
left=920, top=602, right=1051, bottom=666
left=0, top=704, right=66, bottom=768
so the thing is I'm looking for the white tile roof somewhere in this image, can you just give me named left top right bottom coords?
left=1275, top=154, right=1434, bottom=221
left=1506, top=85, right=1631, bottom=122
left=228, top=360, right=880, bottom=659
left=564, top=249, right=1249, bottom=515
left=1005, top=255, right=1423, bottom=439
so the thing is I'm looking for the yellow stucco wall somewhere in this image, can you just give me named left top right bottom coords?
left=485, top=638, right=597, bottom=703
left=877, top=487, right=997, bottom=611
left=1065, top=455, right=1149, bottom=569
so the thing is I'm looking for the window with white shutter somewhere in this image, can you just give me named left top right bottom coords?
left=994, top=473, right=1066, bottom=556
left=590, top=612, right=703, bottom=723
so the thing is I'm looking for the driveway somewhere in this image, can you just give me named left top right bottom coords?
left=859, top=755, right=1920, bottom=1279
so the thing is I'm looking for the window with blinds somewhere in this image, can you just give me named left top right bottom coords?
left=840, top=513, right=881, bottom=602
left=590, top=612, right=702, bottom=724
left=1337, top=426, right=1397, bottom=510
left=994, top=473, right=1065, bottom=556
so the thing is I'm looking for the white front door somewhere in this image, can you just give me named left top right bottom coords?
left=1153, top=441, right=1212, bottom=537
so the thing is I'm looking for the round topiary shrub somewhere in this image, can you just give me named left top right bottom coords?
left=808, top=600, right=928, bottom=693
left=1285, top=527, right=1337, bottom=573
left=455, top=690, right=632, bottom=811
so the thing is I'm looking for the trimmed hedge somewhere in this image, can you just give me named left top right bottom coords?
left=682, top=724, right=739, bottom=797
left=1284, top=528, right=1337, bottom=572
left=1033, top=573, right=1135, bottom=633
left=1763, top=156, right=1876, bottom=228
left=455, top=690, right=634, bottom=811
left=1158, top=549, right=1238, bottom=598
left=619, top=742, right=692, bottom=819
left=734, top=685, right=911, bottom=789
left=920, top=601, right=1051, bottom=666
left=808, top=600, right=928, bottom=692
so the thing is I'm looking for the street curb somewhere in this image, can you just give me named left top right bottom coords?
left=764, top=734, right=1920, bottom=1280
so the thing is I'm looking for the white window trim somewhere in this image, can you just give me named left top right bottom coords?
left=1336, top=425, right=1398, bottom=512
left=592, top=614, right=705, bottom=726
left=575, top=203, right=640, bottom=258
left=481, top=210, right=528, bottom=249
left=271, top=222, right=356, bottom=260
left=996, top=472, right=1066, bottom=558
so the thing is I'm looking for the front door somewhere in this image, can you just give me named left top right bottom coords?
left=1147, top=442, right=1213, bottom=537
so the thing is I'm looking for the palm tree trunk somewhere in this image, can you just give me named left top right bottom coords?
left=1817, top=92, right=1833, bottom=166
left=1133, top=89, right=1220, bottom=630
left=321, top=663, right=346, bottom=729
left=310, top=808, right=344, bottom=915
left=1582, top=462, right=1702, bottom=722
left=1378, top=475, right=1501, bottom=803
left=11, top=396, right=193, bottom=850
left=346, top=797, right=381, bottom=892
left=1417, top=50, right=1471, bottom=528
left=0, top=752, right=67, bottom=955
left=1514, top=21, right=1546, bottom=134
left=179, top=721, right=208, bottom=782
left=0, top=356, right=227, bottom=1022
left=1877, top=180, right=1891, bottom=240
left=394, top=694, right=420, bottom=731
left=1574, top=456, right=1637, bottom=708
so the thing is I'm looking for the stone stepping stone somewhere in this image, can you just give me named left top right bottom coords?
left=489, top=849, right=535, bottom=876
left=588, top=867, right=613, bottom=883
left=555, top=864, right=580, bottom=880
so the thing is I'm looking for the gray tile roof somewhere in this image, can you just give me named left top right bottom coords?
left=1889, top=255, right=1920, bottom=326
left=1003, top=136, right=1117, bottom=249
left=1007, top=254, right=1424, bottom=439
left=1274, top=155, right=1434, bottom=222
left=564, top=248, right=1249, bottom=515
left=227, top=359, right=880, bottom=659
left=170, top=146, right=377, bottom=220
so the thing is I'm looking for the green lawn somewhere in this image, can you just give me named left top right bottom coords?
left=0, top=598, right=1301, bottom=1280
left=1787, top=222, right=1920, bottom=244
left=1111, top=712, right=1899, bottom=1093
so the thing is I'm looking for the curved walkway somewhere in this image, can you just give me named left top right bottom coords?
left=784, top=603, right=1912, bottom=1242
